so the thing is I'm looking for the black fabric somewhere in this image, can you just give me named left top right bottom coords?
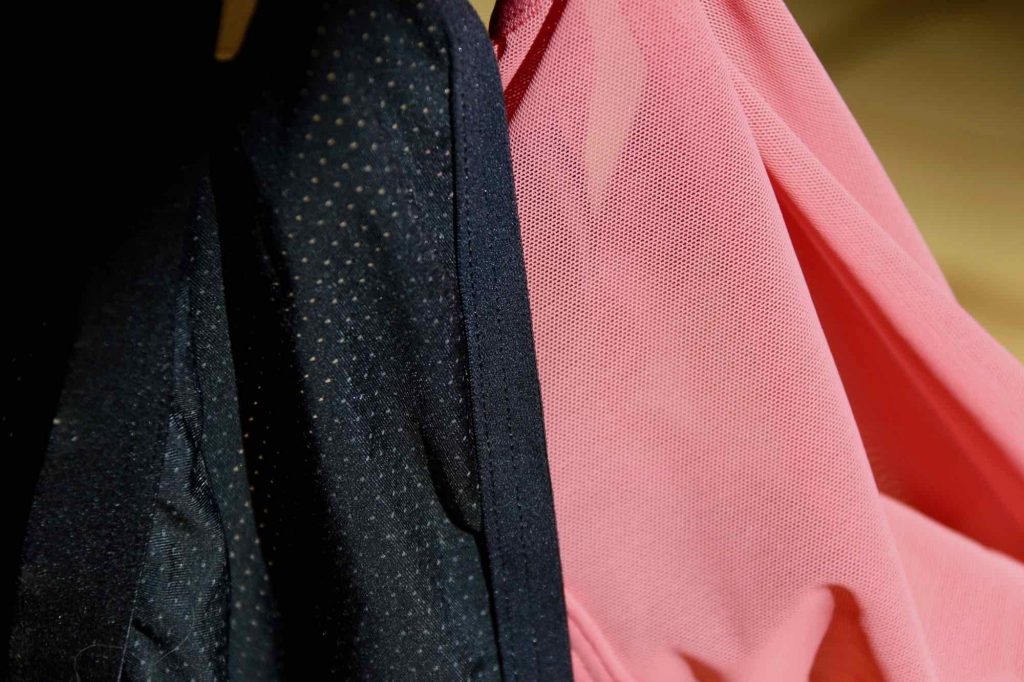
left=440, top=0, right=573, bottom=678
left=11, top=185, right=189, bottom=679
left=9, top=1, right=572, bottom=679
left=3, top=1, right=221, bottom=663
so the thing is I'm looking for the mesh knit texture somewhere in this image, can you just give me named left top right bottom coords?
left=492, top=0, right=1024, bottom=679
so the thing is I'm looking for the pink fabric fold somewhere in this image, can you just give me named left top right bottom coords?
left=491, top=0, right=1024, bottom=678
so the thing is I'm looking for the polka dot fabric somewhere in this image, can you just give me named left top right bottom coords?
left=11, top=0, right=571, bottom=678
left=203, top=1, right=503, bottom=676
left=492, top=0, right=1024, bottom=680
left=124, top=178, right=277, bottom=680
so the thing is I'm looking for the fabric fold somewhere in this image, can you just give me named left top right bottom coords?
left=493, top=0, right=1024, bottom=678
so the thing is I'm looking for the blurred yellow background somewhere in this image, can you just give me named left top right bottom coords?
left=472, top=0, right=1024, bottom=360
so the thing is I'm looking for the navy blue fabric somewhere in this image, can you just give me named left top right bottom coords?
left=8, top=1, right=573, bottom=679
left=435, top=1, right=574, bottom=679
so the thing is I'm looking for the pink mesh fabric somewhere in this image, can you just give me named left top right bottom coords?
left=491, top=0, right=1024, bottom=679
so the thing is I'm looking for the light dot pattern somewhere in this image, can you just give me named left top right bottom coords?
left=124, top=178, right=279, bottom=680
left=209, top=0, right=500, bottom=677
left=12, top=0, right=509, bottom=679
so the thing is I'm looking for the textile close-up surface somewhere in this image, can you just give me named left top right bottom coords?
left=492, top=0, right=1023, bottom=679
left=5, top=0, right=1022, bottom=680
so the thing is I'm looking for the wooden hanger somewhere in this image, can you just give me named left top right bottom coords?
left=215, top=0, right=257, bottom=61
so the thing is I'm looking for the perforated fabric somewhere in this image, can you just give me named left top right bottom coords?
left=491, top=0, right=1024, bottom=679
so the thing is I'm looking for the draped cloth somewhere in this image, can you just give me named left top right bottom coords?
left=9, top=2, right=571, bottom=678
left=492, top=0, right=1024, bottom=678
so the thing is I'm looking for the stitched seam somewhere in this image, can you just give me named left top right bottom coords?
left=443, top=2, right=561, bottom=677
left=460, top=107, right=521, bottom=681
left=477, top=143, right=543, bottom=681
left=446, top=7, right=521, bottom=680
